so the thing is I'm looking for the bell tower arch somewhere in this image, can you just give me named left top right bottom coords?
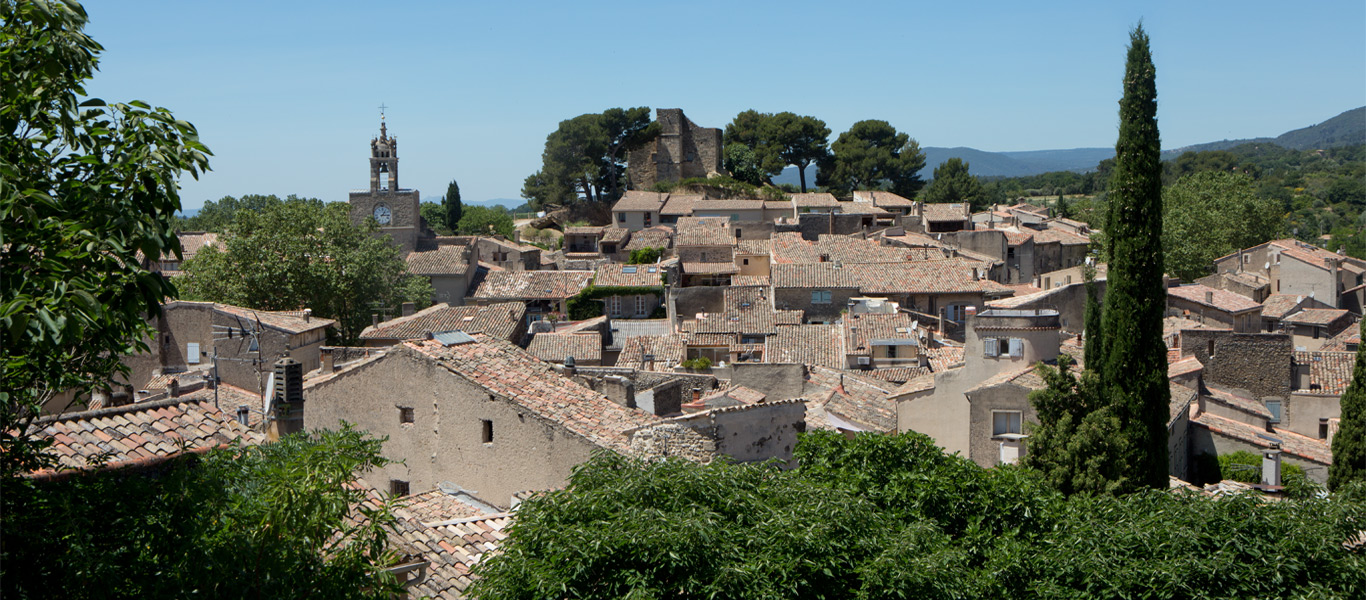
left=349, top=107, right=422, bottom=252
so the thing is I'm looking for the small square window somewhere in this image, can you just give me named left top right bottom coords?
left=992, top=411, right=1022, bottom=437
left=481, top=419, right=494, bottom=443
left=399, top=407, right=414, bottom=424
left=390, top=479, right=410, bottom=497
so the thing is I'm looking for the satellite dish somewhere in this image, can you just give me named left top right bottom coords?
left=1264, top=262, right=1270, bottom=270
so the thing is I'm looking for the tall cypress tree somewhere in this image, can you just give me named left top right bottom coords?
left=444, top=180, right=462, bottom=232
left=1328, top=319, right=1366, bottom=491
left=1082, top=264, right=1104, bottom=374
left=1100, top=25, right=1169, bottom=490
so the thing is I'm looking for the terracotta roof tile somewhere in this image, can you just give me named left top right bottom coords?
left=843, top=312, right=920, bottom=356
left=765, top=325, right=844, bottom=368
left=1319, top=326, right=1361, bottom=352
left=1204, top=383, right=1273, bottom=419
left=922, top=202, right=970, bottom=222
left=30, top=397, right=264, bottom=476
left=360, top=302, right=525, bottom=342
left=616, top=334, right=688, bottom=370
left=622, top=226, right=673, bottom=252
left=852, top=190, right=916, bottom=207
left=593, top=263, right=666, bottom=288
left=472, top=271, right=592, bottom=300
left=1261, top=294, right=1320, bottom=320
left=675, top=217, right=736, bottom=247
left=732, top=275, right=770, bottom=287
left=204, top=302, right=336, bottom=334
left=407, top=245, right=473, bottom=276
left=1293, top=351, right=1357, bottom=395
left=612, top=190, right=670, bottom=211
left=526, top=333, right=602, bottom=363
left=1191, top=412, right=1332, bottom=465
left=1284, top=308, right=1351, bottom=327
left=790, top=192, right=841, bottom=207
left=599, top=227, right=631, bottom=244
left=806, top=366, right=897, bottom=432
left=1168, top=284, right=1262, bottom=314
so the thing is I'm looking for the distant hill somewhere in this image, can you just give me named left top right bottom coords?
left=466, top=197, right=527, bottom=211
left=771, top=107, right=1363, bottom=184
left=1163, top=106, right=1365, bottom=156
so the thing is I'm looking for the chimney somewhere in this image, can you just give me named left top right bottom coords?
left=1325, top=258, right=1341, bottom=307
left=372, top=313, right=380, bottom=327
left=168, top=378, right=180, bottom=398
left=692, top=388, right=702, bottom=403
left=401, top=302, right=416, bottom=317
left=303, top=308, right=311, bottom=323
left=1205, top=290, right=1214, bottom=305
left=322, top=347, right=335, bottom=373
left=1261, top=444, right=1282, bottom=487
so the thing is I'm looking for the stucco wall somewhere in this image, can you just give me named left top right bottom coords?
left=1284, top=393, right=1340, bottom=440
left=727, top=363, right=809, bottom=401
left=1188, top=425, right=1328, bottom=484
left=774, top=287, right=859, bottom=322
left=965, top=383, right=1038, bottom=468
left=659, top=402, right=807, bottom=466
left=302, top=350, right=603, bottom=509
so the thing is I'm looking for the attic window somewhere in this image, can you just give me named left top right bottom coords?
left=647, top=267, right=658, bottom=273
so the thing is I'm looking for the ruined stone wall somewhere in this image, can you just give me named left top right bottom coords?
left=629, top=423, right=717, bottom=462
left=627, top=109, right=725, bottom=190
left=1179, top=330, right=1292, bottom=400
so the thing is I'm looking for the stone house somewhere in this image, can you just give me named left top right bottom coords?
left=675, top=217, right=738, bottom=286
left=1029, top=226, right=1091, bottom=275
left=611, top=191, right=669, bottom=232
left=770, top=260, right=1010, bottom=324
left=842, top=312, right=923, bottom=370
left=1196, top=270, right=1271, bottom=304
left=303, top=336, right=661, bottom=509
left=852, top=190, right=916, bottom=217
left=1188, top=395, right=1333, bottom=484
left=1166, top=284, right=1262, bottom=332
left=1212, top=239, right=1366, bottom=312
left=735, top=239, right=772, bottom=279
left=562, top=226, right=605, bottom=255
left=405, top=243, right=478, bottom=305
left=894, top=308, right=1062, bottom=466
left=1281, top=308, right=1354, bottom=350
left=1258, top=293, right=1332, bottom=332
left=118, top=301, right=334, bottom=399
left=358, top=302, right=527, bottom=347
left=625, top=400, right=808, bottom=467
left=593, top=263, right=666, bottom=319
left=627, top=108, right=725, bottom=190
left=473, top=236, right=541, bottom=272
left=1288, top=350, right=1356, bottom=440
left=918, top=202, right=973, bottom=233
left=470, top=270, right=593, bottom=322
left=146, top=231, right=219, bottom=274
left=598, top=226, right=632, bottom=257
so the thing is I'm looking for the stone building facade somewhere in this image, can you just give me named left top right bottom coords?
left=349, top=117, right=421, bottom=253
left=627, top=109, right=724, bottom=190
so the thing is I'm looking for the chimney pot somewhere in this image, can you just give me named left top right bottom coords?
left=1205, top=290, right=1214, bottom=304
left=401, top=302, right=415, bottom=317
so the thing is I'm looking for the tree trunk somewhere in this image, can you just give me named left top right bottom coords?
left=797, top=160, right=809, bottom=192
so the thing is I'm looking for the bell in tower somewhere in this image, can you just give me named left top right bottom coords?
left=369, top=112, right=399, bottom=193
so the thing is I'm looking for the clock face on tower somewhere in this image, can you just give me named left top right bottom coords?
left=373, top=204, right=392, bottom=226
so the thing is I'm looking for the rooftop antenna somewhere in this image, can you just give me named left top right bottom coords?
left=210, top=312, right=266, bottom=410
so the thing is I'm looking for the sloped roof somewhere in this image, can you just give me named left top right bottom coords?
left=599, top=226, right=631, bottom=244
left=526, top=333, right=602, bottom=363
left=622, top=226, right=673, bottom=251
left=360, top=302, right=525, bottom=342
left=1030, top=227, right=1091, bottom=246
left=471, top=270, right=593, bottom=300
left=790, top=192, right=841, bottom=207
left=807, top=366, right=897, bottom=432
left=765, top=325, right=844, bottom=368
left=1261, top=294, right=1318, bottom=320
left=616, top=334, right=688, bottom=370
left=1190, top=412, right=1331, bottom=466
left=1293, top=351, right=1357, bottom=395
left=206, top=302, right=337, bottom=334
left=175, top=231, right=219, bottom=260
left=1168, top=284, right=1262, bottom=314
left=407, top=336, right=657, bottom=452
left=594, top=263, right=665, bottom=288
left=922, top=202, right=970, bottom=222
left=853, top=190, right=916, bottom=207
left=675, top=217, right=735, bottom=247
left=843, top=312, right=919, bottom=356
left=30, top=397, right=264, bottom=476
left=563, top=226, right=605, bottom=236
left=407, top=245, right=472, bottom=276
left=1284, top=308, right=1351, bottom=327
left=1319, top=326, right=1361, bottom=352
left=612, top=190, right=669, bottom=211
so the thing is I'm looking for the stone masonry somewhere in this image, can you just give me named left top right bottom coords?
left=628, top=109, right=725, bottom=190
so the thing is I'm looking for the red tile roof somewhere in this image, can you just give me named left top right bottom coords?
left=806, top=366, right=897, bottom=432
left=616, top=334, right=688, bottom=370
left=204, top=302, right=337, bottom=334
left=622, top=226, right=673, bottom=252
left=471, top=270, right=593, bottom=300
left=360, top=302, right=525, bottom=342
left=526, top=332, right=602, bottom=363
left=1319, top=326, right=1361, bottom=352
left=1168, top=284, right=1263, bottom=314
left=922, top=202, right=970, bottom=222
left=593, top=263, right=666, bottom=288
left=853, top=190, right=916, bottom=208
left=1284, top=308, right=1351, bottom=327
left=765, top=325, right=844, bottom=368
left=30, top=397, right=265, bottom=476
left=843, top=312, right=920, bottom=356
left=1190, top=412, right=1331, bottom=466
left=599, top=226, right=631, bottom=244
left=1260, top=294, right=1319, bottom=320
left=1293, top=351, right=1357, bottom=395
left=675, top=217, right=736, bottom=247
left=406, top=336, right=657, bottom=452
left=407, top=245, right=473, bottom=276
left=731, top=275, right=770, bottom=287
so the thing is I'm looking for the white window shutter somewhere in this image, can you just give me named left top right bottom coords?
left=186, top=342, right=200, bottom=364
left=984, top=338, right=998, bottom=357
left=1008, top=338, right=1024, bottom=358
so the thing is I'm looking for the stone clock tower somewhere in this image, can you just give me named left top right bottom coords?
left=349, top=114, right=420, bottom=252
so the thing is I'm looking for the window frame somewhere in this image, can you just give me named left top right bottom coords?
left=992, top=410, right=1023, bottom=438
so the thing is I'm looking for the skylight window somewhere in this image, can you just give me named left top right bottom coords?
left=622, top=266, right=638, bottom=273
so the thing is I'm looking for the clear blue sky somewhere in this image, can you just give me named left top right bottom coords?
left=82, top=0, right=1365, bottom=210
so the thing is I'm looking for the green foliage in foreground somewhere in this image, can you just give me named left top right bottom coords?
left=471, top=431, right=1366, bottom=599
left=1218, top=451, right=1321, bottom=499
left=2, top=426, right=402, bottom=599
left=1331, top=319, right=1366, bottom=491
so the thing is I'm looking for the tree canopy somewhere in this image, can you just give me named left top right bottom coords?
left=817, top=119, right=926, bottom=198
left=1329, top=319, right=1366, bottom=491
left=922, top=157, right=988, bottom=210
left=3, top=425, right=404, bottom=599
left=178, top=200, right=431, bottom=343
left=723, top=110, right=832, bottom=192
left=521, top=107, right=657, bottom=209
left=0, top=0, right=211, bottom=477
left=453, top=204, right=515, bottom=239
left=443, top=179, right=462, bottom=232
left=1162, top=170, right=1283, bottom=281
left=471, top=431, right=1366, bottom=598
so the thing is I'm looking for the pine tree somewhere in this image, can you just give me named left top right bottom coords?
left=444, top=180, right=462, bottom=232
left=1099, top=25, right=1170, bottom=490
left=1328, top=319, right=1366, bottom=491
